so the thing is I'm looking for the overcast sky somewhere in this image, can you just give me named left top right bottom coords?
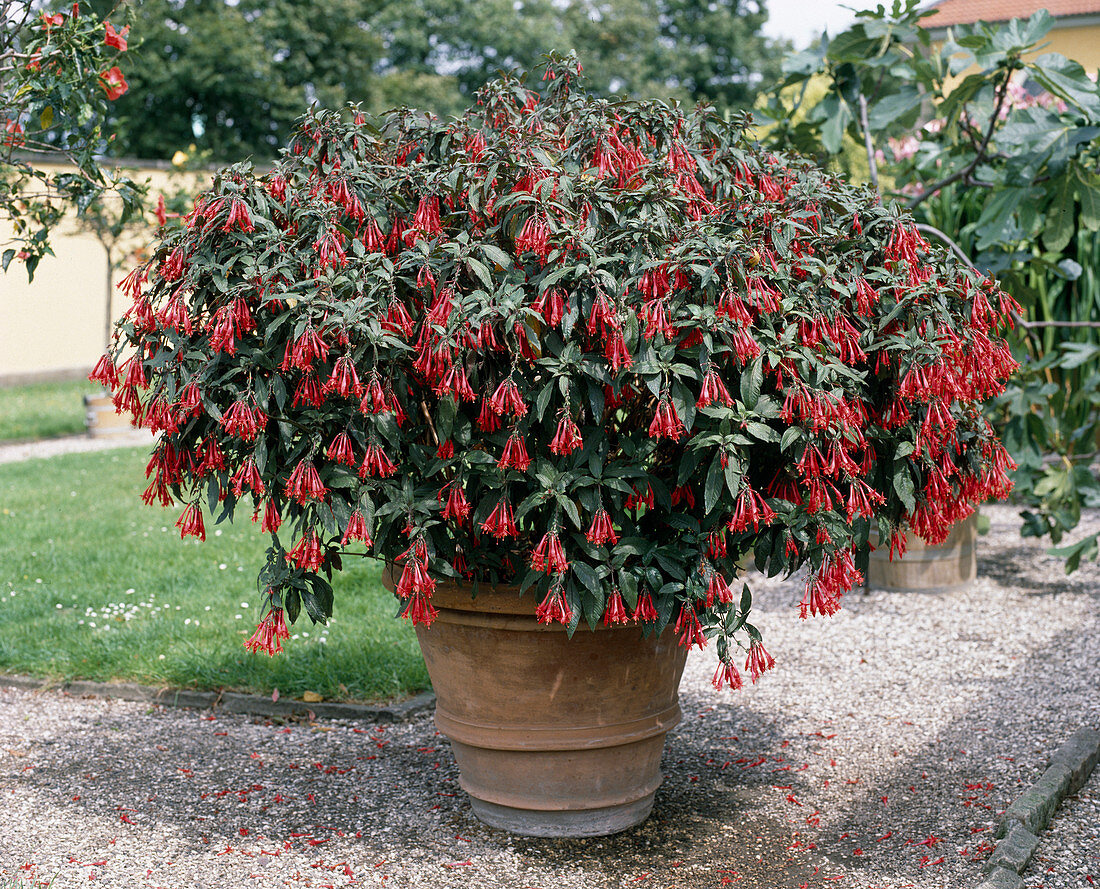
left=762, top=0, right=861, bottom=48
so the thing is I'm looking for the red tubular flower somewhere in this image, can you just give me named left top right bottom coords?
left=195, top=438, right=225, bottom=478
left=515, top=214, right=551, bottom=263
left=586, top=291, right=616, bottom=337
left=745, top=640, right=775, bottom=683
left=411, top=195, right=443, bottom=239
left=282, top=327, right=329, bottom=371
left=585, top=508, right=618, bottom=546
left=290, top=369, right=323, bottom=407
left=341, top=510, right=373, bottom=547
left=648, top=399, right=685, bottom=442
left=530, top=532, right=568, bottom=574
left=499, top=433, right=531, bottom=472
left=440, top=483, right=471, bottom=523
left=706, top=570, right=734, bottom=606
left=401, top=591, right=438, bottom=626
left=640, top=299, right=674, bottom=340
left=436, top=364, right=476, bottom=402
left=222, top=399, right=263, bottom=440
left=285, top=459, right=327, bottom=504
left=489, top=378, right=527, bottom=418
left=712, top=661, right=743, bottom=692
left=549, top=415, right=583, bottom=456
left=697, top=371, right=733, bottom=409
left=244, top=607, right=291, bottom=656
left=88, top=355, right=119, bottom=389
left=436, top=440, right=455, bottom=459
left=480, top=498, right=518, bottom=539
left=625, top=483, right=655, bottom=511
left=261, top=499, right=282, bottom=533
left=671, top=484, right=695, bottom=509
left=325, top=432, right=356, bottom=467
left=224, top=198, right=254, bottom=233
left=604, top=330, right=633, bottom=371
left=533, top=288, right=567, bottom=327
left=324, top=356, right=363, bottom=398
left=359, top=376, right=388, bottom=414
left=175, top=504, right=205, bottom=541
left=363, top=218, right=385, bottom=253
left=633, top=590, right=659, bottom=623
left=674, top=605, right=707, bottom=649
left=602, top=588, right=630, bottom=626
left=731, top=328, right=761, bottom=364
left=477, top=398, right=501, bottom=432
left=230, top=457, right=265, bottom=497
left=728, top=486, right=776, bottom=533
left=359, top=443, right=397, bottom=478
left=287, top=531, right=325, bottom=571
left=536, top=585, right=572, bottom=625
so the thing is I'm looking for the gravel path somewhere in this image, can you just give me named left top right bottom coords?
left=1, top=493, right=1098, bottom=887
left=0, top=431, right=154, bottom=464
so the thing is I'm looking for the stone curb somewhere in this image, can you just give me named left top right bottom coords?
left=0, top=674, right=435, bottom=723
left=979, top=727, right=1100, bottom=889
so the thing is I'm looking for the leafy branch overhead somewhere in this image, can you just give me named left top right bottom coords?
left=1, top=1, right=145, bottom=279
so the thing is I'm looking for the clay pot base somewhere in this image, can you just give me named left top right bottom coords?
left=470, top=792, right=657, bottom=838
left=385, top=567, right=687, bottom=838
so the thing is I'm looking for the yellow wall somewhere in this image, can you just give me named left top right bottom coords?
left=1042, top=23, right=1100, bottom=74
left=0, top=163, right=209, bottom=384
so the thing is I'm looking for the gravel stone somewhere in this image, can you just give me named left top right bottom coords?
left=1, top=463, right=1098, bottom=887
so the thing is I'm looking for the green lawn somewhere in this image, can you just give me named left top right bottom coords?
left=0, top=447, right=429, bottom=703
left=0, top=379, right=100, bottom=442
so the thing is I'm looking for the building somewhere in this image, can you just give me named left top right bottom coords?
left=0, top=159, right=208, bottom=384
left=925, top=1, right=1100, bottom=71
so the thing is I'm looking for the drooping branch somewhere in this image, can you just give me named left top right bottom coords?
left=905, top=72, right=1012, bottom=211
left=858, top=93, right=879, bottom=193
left=914, top=223, right=1100, bottom=330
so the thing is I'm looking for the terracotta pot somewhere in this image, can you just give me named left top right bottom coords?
left=867, top=514, right=977, bottom=593
left=383, top=567, right=688, bottom=837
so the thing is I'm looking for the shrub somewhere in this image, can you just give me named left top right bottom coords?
left=96, top=57, right=1017, bottom=687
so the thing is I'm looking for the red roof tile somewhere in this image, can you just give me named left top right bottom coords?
left=926, top=0, right=1100, bottom=27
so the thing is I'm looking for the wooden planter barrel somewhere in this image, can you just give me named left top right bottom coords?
left=84, top=392, right=133, bottom=438
left=867, top=514, right=977, bottom=593
left=383, top=567, right=688, bottom=837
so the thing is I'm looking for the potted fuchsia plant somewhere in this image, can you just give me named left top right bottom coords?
left=94, top=57, right=1018, bottom=837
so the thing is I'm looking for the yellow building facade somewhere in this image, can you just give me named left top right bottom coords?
left=0, top=161, right=209, bottom=384
left=927, top=2, right=1100, bottom=73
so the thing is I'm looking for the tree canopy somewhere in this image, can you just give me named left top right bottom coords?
left=90, top=0, right=787, bottom=162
